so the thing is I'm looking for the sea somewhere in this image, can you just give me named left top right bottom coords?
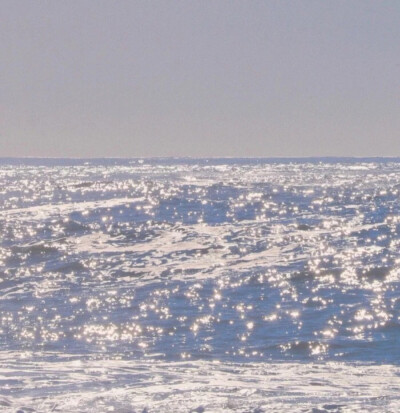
left=1, top=158, right=400, bottom=412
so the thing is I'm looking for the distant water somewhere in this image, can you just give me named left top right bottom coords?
left=2, top=158, right=400, bottom=412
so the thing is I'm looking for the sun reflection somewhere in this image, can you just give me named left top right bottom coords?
left=3, top=160, right=400, bottom=367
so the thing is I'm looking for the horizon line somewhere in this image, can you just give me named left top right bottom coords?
left=2, top=155, right=400, bottom=160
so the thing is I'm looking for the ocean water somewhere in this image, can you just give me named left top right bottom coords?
left=1, top=158, right=400, bottom=412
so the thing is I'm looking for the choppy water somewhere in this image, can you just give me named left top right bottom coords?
left=2, top=158, right=400, bottom=412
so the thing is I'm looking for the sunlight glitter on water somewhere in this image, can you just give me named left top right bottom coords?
left=2, top=158, right=400, bottom=411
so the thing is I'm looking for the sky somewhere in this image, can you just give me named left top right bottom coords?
left=1, top=0, right=400, bottom=158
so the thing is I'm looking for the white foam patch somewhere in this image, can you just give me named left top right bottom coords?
left=72, top=222, right=290, bottom=281
left=0, top=357, right=399, bottom=412
left=0, top=197, right=146, bottom=219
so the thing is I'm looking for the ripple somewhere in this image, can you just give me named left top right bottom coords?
left=3, top=159, right=400, bottom=410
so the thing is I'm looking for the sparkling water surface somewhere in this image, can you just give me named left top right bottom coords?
left=2, top=158, right=400, bottom=412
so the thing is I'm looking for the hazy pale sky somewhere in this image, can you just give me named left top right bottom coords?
left=1, top=0, right=399, bottom=157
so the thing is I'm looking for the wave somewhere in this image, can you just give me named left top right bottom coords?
left=0, top=357, right=399, bottom=412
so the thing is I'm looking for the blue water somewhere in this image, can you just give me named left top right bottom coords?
left=2, top=158, right=400, bottom=412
